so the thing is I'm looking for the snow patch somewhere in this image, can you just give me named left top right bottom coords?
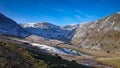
left=117, top=12, right=120, bottom=14
left=105, top=17, right=110, bottom=21
left=98, top=29, right=100, bottom=31
left=95, top=21, right=98, bottom=23
left=111, top=21, right=115, bottom=26
left=31, top=43, right=66, bottom=54
left=30, top=43, right=80, bottom=55
left=91, top=44, right=101, bottom=50
left=23, top=23, right=36, bottom=27
left=114, top=27, right=120, bottom=31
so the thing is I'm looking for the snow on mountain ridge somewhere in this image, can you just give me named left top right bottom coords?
left=21, top=23, right=36, bottom=27
left=20, top=22, right=79, bottom=43
left=117, top=12, right=120, bottom=14
left=61, top=24, right=79, bottom=30
left=71, top=13, right=120, bottom=52
left=21, top=22, right=80, bottom=30
left=21, top=22, right=60, bottom=29
left=0, top=13, right=30, bottom=37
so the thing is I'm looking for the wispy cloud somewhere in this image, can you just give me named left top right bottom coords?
left=74, top=9, right=89, bottom=17
left=50, top=8, right=67, bottom=13
left=37, top=5, right=66, bottom=13
left=75, top=15, right=82, bottom=20
left=73, top=9, right=89, bottom=21
left=45, top=6, right=98, bottom=23
left=73, top=9, right=98, bottom=22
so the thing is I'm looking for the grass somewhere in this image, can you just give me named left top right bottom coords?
left=0, top=35, right=91, bottom=68
left=0, top=41, right=38, bottom=68
left=53, top=44, right=115, bottom=58
left=95, top=57, right=120, bottom=68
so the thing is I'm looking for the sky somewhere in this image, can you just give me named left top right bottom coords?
left=0, top=0, right=120, bottom=25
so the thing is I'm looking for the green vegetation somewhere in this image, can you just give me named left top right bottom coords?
left=0, top=41, right=37, bottom=68
left=0, top=39, right=90, bottom=68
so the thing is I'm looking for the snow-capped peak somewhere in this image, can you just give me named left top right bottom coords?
left=21, top=23, right=36, bottom=27
left=117, top=12, right=120, bottom=14
left=61, top=24, right=79, bottom=30
left=21, top=22, right=60, bottom=29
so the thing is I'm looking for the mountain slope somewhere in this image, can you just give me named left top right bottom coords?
left=21, top=22, right=78, bottom=43
left=0, top=34, right=90, bottom=68
left=71, top=12, right=120, bottom=55
left=0, top=13, right=30, bottom=37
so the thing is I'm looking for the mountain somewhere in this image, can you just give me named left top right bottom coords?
left=0, top=12, right=120, bottom=68
left=0, top=13, right=30, bottom=37
left=1, top=12, right=120, bottom=54
left=0, top=13, right=90, bottom=68
left=21, top=12, right=120, bottom=55
left=21, top=22, right=60, bottom=29
left=0, top=34, right=89, bottom=68
left=21, top=22, right=79, bottom=43
left=26, top=35, right=68, bottom=46
left=61, top=24, right=80, bottom=30
left=71, top=12, right=120, bottom=55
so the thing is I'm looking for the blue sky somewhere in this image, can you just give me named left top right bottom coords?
left=0, top=0, right=120, bottom=25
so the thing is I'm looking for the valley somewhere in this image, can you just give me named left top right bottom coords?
left=0, top=34, right=114, bottom=68
left=0, top=11, right=120, bottom=68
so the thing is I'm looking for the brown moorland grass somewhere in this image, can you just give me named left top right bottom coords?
left=95, top=57, right=120, bottom=68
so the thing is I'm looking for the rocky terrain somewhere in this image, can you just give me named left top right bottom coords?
left=21, top=22, right=78, bottom=43
left=0, top=12, right=120, bottom=68
left=20, top=12, right=120, bottom=56
left=71, top=13, right=120, bottom=55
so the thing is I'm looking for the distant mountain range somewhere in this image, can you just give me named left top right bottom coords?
left=0, top=12, right=120, bottom=55
left=20, top=22, right=79, bottom=43
left=0, top=12, right=120, bottom=68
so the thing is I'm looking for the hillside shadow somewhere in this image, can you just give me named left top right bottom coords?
left=24, top=27, right=76, bottom=44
